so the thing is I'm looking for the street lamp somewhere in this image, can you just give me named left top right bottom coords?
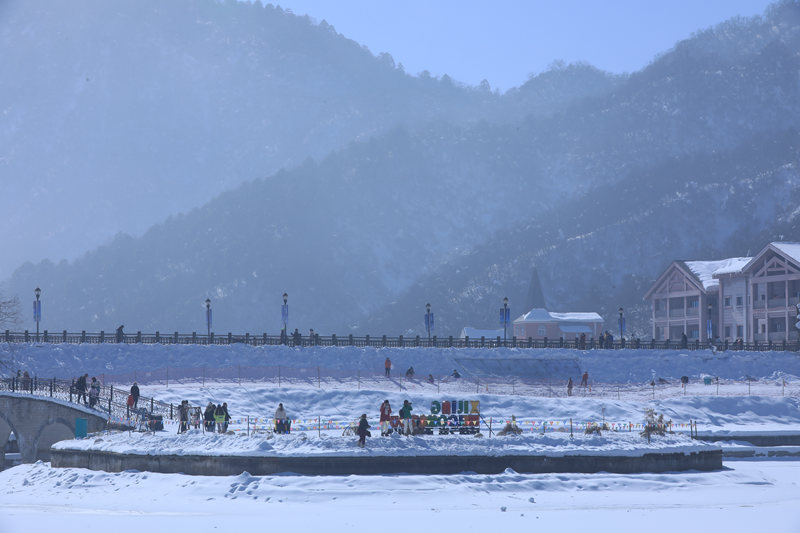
left=707, top=302, right=713, bottom=343
left=500, top=297, right=510, bottom=345
left=618, top=307, right=624, bottom=340
left=281, top=293, right=289, bottom=342
left=205, top=298, right=212, bottom=340
left=34, top=287, right=41, bottom=342
left=424, top=303, right=433, bottom=342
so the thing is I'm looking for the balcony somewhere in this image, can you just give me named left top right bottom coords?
left=669, top=309, right=685, bottom=318
left=767, top=297, right=786, bottom=309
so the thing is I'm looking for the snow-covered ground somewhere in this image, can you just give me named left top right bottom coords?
left=2, top=343, right=800, bottom=531
left=2, top=461, right=799, bottom=532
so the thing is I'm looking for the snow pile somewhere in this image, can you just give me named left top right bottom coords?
left=52, top=426, right=714, bottom=457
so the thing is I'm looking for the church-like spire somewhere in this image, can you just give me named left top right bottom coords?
left=524, top=267, right=547, bottom=311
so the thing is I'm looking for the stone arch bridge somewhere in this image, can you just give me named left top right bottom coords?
left=0, top=377, right=174, bottom=465
left=0, top=393, right=107, bottom=463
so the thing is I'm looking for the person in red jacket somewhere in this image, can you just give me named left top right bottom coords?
left=384, top=357, right=391, bottom=378
left=379, top=400, right=392, bottom=436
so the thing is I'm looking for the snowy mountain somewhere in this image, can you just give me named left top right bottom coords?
left=3, top=1, right=800, bottom=337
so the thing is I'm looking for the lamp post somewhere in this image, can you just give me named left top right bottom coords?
left=618, top=307, right=624, bottom=340
left=424, top=303, right=433, bottom=342
left=281, top=293, right=289, bottom=342
left=34, top=287, right=41, bottom=342
left=500, top=297, right=510, bottom=345
left=707, top=302, right=713, bottom=343
left=205, top=298, right=212, bottom=340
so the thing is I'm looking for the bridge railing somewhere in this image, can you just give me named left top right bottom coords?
left=0, top=377, right=177, bottom=424
left=4, top=330, right=800, bottom=351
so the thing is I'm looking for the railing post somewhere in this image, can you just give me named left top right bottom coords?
left=4, top=330, right=8, bottom=342
left=448, top=335, right=453, bottom=347
left=245, top=332, right=250, bottom=345
left=155, top=331, right=160, bottom=343
left=432, top=335, right=437, bottom=347
left=398, top=335, right=403, bottom=347
left=210, top=332, right=215, bottom=345
left=151, top=397, right=154, bottom=413
left=528, top=336, right=532, bottom=348
left=50, top=378, right=54, bottom=397
left=192, top=331, right=197, bottom=344
left=365, top=334, right=370, bottom=347
left=464, top=335, right=469, bottom=348
left=137, top=331, right=142, bottom=343
left=382, top=335, right=387, bottom=347
left=332, top=333, right=338, bottom=346
left=544, top=336, right=548, bottom=348
left=109, top=385, right=113, bottom=412
left=415, top=335, right=420, bottom=347
left=174, top=331, right=179, bottom=344
left=512, top=336, right=517, bottom=348
left=24, top=330, right=29, bottom=342
left=44, top=330, right=49, bottom=342
left=348, top=334, right=354, bottom=346
left=100, top=330, right=105, bottom=343
left=481, top=336, right=485, bottom=347
left=62, top=330, right=67, bottom=343
left=263, top=333, right=267, bottom=346
left=81, top=330, right=86, bottom=343
left=228, top=332, right=232, bottom=344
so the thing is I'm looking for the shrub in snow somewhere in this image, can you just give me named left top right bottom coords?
left=584, top=422, right=609, bottom=436
left=640, top=408, right=672, bottom=442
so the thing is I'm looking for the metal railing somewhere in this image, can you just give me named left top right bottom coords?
left=0, top=376, right=177, bottom=424
left=3, top=329, right=800, bottom=351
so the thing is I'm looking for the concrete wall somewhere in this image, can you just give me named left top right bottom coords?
left=50, top=448, right=722, bottom=476
left=0, top=394, right=106, bottom=463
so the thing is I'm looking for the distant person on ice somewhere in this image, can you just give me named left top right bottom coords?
left=405, top=366, right=414, bottom=378
left=115, top=325, right=124, bottom=343
left=580, top=372, right=589, bottom=389
left=384, top=357, right=391, bottom=377
left=451, top=369, right=461, bottom=379
left=379, top=400, right=392, bottom=436
left=356, top=414, right=371, bottom=447
left=214, top=404, right=226, bottom=433
left=567, top=377, right=574, bottom=397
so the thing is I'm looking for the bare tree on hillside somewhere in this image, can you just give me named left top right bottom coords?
left=0, top=292, right=20, bottom=329
left=0, top=292, right=21, bottom=374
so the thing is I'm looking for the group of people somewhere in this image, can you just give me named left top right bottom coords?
left=71, top=373, right=102, bottom=408
left=359, top=398, right=418, bottom=447
left=280, top=328, right=317, bottom=347
left=385, top=357, right=458, bottom=383
left=195, top=402, right=230, bottom=434
left=566, top=371, right=590, bottom=396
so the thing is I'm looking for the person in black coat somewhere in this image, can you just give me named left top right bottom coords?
left=203, top=402, right=216, bottom=433
left=292, top=328, right=302, bottom=346
left=130, top=382, right=140, bottom=409
left=356, top=414, right=371, bottom=447
left=75, top=373, right=88, bottom=405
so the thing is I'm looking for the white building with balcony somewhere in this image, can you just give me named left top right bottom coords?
left=644, top=242, right=800, bottom=344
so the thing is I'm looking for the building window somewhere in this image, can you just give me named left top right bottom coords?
left=735, top=296, right=743, bottom=306
left=724, top=326, right=731, bottom=338
left=724, top=297, right=731, bottom=307
left=537, top=326, right=546, bottom=337
left=688, top=298, right=699, bottom=308
left=736, top=325, right=743, bottom=337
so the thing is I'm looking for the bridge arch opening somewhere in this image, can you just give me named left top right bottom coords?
left=35, top=420, right=74, bottom=462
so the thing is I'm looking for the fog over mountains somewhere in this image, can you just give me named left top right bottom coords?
left=2, top=0, right=799, bottom=337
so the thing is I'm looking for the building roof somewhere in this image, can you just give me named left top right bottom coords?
left=514, top=307, right=603, bottom=324
left=770, top=242, right=800, bottom=265
left=681, top=258, right=752, bottom=291
left=459, top=327, right=503, bottom=339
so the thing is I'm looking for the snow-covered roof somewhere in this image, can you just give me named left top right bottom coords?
left=459, top=327, right=503, bottom=339
left=771, top=242, right=800, bottom=265
left=514, top=308, right=603, bottom=324
left=682, top=258, right=752, bottom=290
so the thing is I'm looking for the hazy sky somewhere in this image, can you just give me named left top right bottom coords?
left=273, top=0, right=774, bottom=91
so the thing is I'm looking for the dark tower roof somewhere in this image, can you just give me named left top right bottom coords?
left=524, top=267, right=547, bottom=311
